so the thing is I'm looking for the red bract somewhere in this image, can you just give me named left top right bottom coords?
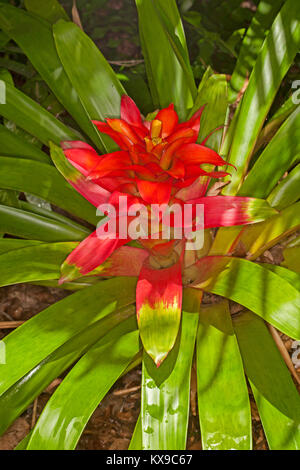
left=59, top=96, right=275, bottom=365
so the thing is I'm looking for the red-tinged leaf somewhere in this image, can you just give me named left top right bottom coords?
left=166, top=158, right=185, bottom=179
left=121, top=95, right=144, bottom=129
left=160, top=137, right=192, bottom=170
left=92, top=120, right=131, bottom=150
left=106, top=118, right=142, bottom=145
left=176, top=176, right=210, bottom=200
left=175, top=143, right=229, bottom=166
left=156, top=104, right=179, bottom=138
left=137, top=180, right=172, bottom=205
left=61, top=141, right=96, bottom=151
left=92, top=245, right=148, bottom=277
left=59, top=230, right=127, bottom=283
left=136, top=259, right=183, bottom=366
left=91, top=175, right=134, bottom=193
left=187, top=196, right=278, bottom=228
left=184, top=166, right=230, bottom=180
left=50, top=142, right=111, bottom=207
left=64, top=148, right=101, bottom=176
left=87, top=151, right=131, bottom=179
left=71, top=176, right=111, bottom=208
left=173, top=106, right=205, bottom=139
left=167, top=127, right=197, bottom=144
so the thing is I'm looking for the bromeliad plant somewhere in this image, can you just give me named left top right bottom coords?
left=0, top=0, right=299, bottom=450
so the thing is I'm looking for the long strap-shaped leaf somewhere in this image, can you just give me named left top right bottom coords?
left=234, top=311, right=300, bottom=450
left=0, top=276, right=137, bottom=396
left=0, top=5, right=103, bottom=150
left=267, top=162, right=300, bottom=210
left=141, top=288, right=200, bottom=450
left=239, top=201, right=300, bottom=259
left=0, top=157, right=98, bottom=225
left=0, top=305, right=135, bottom=436
left=229, top=0, right=284, bottom=103
left=282, top=246, right=300, bottom=274
left=193, top=256, right=300, bottom=340
left=0, top=204, right=90, bottom=242
left=25, top=0, right=69, bottom=24
left=210, top=200, right=300, bottom=258
left=223, top=0, right=300, bottom=195
left=197, top=301, right=251, bottom=450
left=0, top=239, right=43, bottom=256
left=53, top=20, right=126, bottom=152
left=26, top=318, right=140, bottom=450
left=0, top=124, right=50, bottom=164
left=261, top=263, right=300, bottom=291
left=135, top=0, right=196, bottom=120
left=0, top=241, right=76, bottom=287
left=238, top=106, right=300, bottom=198
left=0, top=80, right=80, bottom=145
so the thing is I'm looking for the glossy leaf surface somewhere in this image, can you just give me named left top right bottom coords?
left=53, top=20, right=126, bottom=152
left=0, top=204, right=90, bottom=242
left=141, top=288, right=200, bottom=450
left=27, top=319, right=140, bottom=450
left=223, top=0, right=300, bottom=194
left=0, top=305, right=135, bottom=436
left=0, top=124, right=50, bottom=163
left=234, top=311, right=300, bottom=450
left=197, top=301, right=251, bottom=450
left=238, top=107, right=300, bottom=198
left=0, top=157, right=98, bottom=225
left=193, top=256, right=300, bottom=340
left=0, top=80, right=80, bottom=145
left=135, top=0, right=195, bottom=120
left=0, top=5, right=101, bottom=148
left=0, top=277, right=137, bottom=396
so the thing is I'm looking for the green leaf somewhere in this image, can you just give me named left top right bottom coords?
left=26, top=319, right=140, bottom=450
left=25, top=0, right=69, bottom=24
left=0, top=305, right=135, bottom=436
left=261, top=263, right=300, bottom=291
left=267, top=163, right=300, bottom=210
left=197, top=301, right=251, bottom=450
left=223, top=0, right=300, bottom=195
left=0, top=188, right=20, bottom=208
left=0, top=277, right=137, bottom=396
left=53, top=20, right=126, bottom=152
left=238, top=107, right=300, bottom=198
left=19, top=200, right=90, bottom=234
left=15, top=434, right=32, bottom=450
left=282, top=246, right=300, bottom=273
left=234, top=311, right=300, bottom=450
left=0, top=239, right=43, bottom=256
left=135, top=0, right=196, bottom=120
left=254, top=95, right=299, bottom=154
left=0, top=241, right=75, bottom=287
left=0, top=80, right=80, bottom=145
left=0, top=124, right=51, bottom=164
left=129, top=415, right=142, bottom=450
left=0, top=204, right=90, bottom=242
left=190, top=73, right=228, bottom=152
left=0, top=57, right=34, bottom=78
left=0, top=157, right=98, bottom=225
left=239, top=202, right=300, bottom=259
left=0, top=5, right=102, bottom=149
left=141, top=288, right=200, bottom=450
left=193, top=256, right=300, bottom=340
left=229, top=0, right=284, bottom=103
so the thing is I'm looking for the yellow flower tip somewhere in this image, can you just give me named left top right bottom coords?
left=151, top=119, right=162, bottom=139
